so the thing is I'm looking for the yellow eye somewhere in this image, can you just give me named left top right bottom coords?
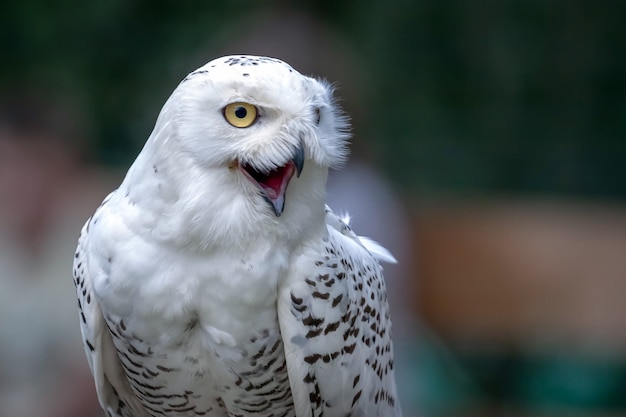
left=223, top=102, right=258, bottom=128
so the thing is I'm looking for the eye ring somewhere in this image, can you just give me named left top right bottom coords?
left=223, top=102, right=258, bottom=128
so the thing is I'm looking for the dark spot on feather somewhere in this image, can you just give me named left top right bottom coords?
left=302, top=315, right=324, bottom=327
left=324, top=320, right=340, bottom=334
left=343, top=343, right=356, bottom=354
left=304, top=353, right=321, bottom=364
left=306, top=328, right=323, bottom=338
left=332, top=294, right=343, bottom=307
left=312, top=291, right=330, bottom=300
left=290, top=293, right=303, bottom=305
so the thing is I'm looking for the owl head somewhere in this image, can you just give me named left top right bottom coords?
left=143, top=55, right=350, bottom=219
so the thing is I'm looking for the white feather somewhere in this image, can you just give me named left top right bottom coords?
left=74, top=55, right=402, bottom=417
left=358, top=236, right=398, bottom=264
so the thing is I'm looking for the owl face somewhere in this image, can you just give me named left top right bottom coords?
left=157, top=55, right=349, bottom=216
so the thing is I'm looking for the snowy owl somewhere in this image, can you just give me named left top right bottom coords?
left=73, top=55, right=403, bottom=417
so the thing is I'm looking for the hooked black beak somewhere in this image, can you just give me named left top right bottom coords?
left=293, top=142, right=305, bottom=178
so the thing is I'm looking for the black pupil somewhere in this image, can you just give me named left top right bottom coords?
left=234, top=106, right=247, bottom=119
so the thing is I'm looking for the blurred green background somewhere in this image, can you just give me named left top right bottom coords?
left=1, top=1, right=625, bottom=417
left=2, top=0, right=624, bottom=198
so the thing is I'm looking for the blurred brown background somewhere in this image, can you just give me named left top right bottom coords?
left=1, top=1, right=625, bottom=416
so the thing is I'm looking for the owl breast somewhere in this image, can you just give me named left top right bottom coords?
left=93, top=230, right=297, bottom=417
left=103, top=309, right=295, bottom=417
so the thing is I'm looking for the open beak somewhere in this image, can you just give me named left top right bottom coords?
left=239, top=144, right=305, bottom=216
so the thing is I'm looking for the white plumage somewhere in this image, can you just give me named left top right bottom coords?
left=73, top=55, right=402, bottom=417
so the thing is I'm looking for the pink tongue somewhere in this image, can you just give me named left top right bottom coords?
left=263, top=167, right=287, bottom=197
left=259, top=164, right=295, bottom=199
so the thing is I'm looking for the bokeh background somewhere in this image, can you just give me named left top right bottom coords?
left=1, top=1, right=625, bottom=416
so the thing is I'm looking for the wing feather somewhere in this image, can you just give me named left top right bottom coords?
left=74, top=215, right=149, bottom=417
left=278, top=207, right=402, bottom=417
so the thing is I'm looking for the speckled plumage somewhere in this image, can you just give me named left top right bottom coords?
left=73, top=55, right=402, bottom=417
